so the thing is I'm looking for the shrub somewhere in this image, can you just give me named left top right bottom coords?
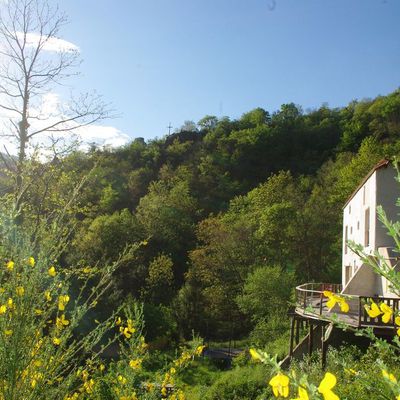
left=203, top=364, right=269, bottom=400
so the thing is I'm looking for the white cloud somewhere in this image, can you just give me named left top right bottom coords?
left=0, top=92, right=131, bottom=159
left=74, top=124, right=131, bottom=150
left=15, top=32, right=79, bottom=53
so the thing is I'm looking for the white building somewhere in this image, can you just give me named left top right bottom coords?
left=342, top=159, right=400, bottom=297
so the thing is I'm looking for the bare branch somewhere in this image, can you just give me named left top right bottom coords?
left=0, top=0, right=113, bottom=211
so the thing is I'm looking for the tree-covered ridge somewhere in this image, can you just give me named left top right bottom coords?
left=2, top=89, right=400, bottom=344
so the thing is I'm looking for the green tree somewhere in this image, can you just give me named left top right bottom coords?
left=145, top=254, right=175, bottom=304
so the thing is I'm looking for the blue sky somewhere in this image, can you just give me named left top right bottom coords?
left=59, top=0, right=400, bottom=142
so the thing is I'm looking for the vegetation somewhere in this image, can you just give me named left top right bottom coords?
left=1, top=2, right=400, bottom=399
left=1, top=84, right=399, bottom=397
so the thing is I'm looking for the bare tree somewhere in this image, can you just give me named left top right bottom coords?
left=0, top=0, right=111, bottom=209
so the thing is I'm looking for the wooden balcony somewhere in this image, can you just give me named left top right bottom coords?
left=295, top=283, right=400, bottom=330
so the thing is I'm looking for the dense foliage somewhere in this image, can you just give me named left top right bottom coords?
left=3, top=89, right=400, bottom=346
left=2, top=86, right=400, bottom=399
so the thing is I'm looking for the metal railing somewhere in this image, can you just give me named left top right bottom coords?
left=295, top=282, right=400, bottom=329
left=295, top=283, right=342, bottom=316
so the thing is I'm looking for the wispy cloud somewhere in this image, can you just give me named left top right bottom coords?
left=15, top=32, right=79, bottom=53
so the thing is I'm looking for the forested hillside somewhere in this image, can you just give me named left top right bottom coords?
left=2, top=89, right=400, bottom=347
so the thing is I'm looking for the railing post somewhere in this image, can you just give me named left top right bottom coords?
left=319, top=292, right=323, bottom=315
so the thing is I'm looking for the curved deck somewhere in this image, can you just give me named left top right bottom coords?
left=295, top=283, right=399, bottom=330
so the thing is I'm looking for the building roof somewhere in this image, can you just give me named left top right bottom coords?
left=343, top=159, right=391, bottom=208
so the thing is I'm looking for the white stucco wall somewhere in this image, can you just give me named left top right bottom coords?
left=376, top=166, right=399, bottom=248
left=376, top=166, right=400, bottom=297
left=342, top=172, right=377, bottom=288
left=342, top=164, right=400, bottom=296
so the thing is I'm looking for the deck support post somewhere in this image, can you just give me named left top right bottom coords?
left=289, top=317, right=295, bottom=357
left=308, top=322, right=313, bottom=357
left=295, top=318, right=300, bottom=344
left=321, top=324, right=327, bottom=369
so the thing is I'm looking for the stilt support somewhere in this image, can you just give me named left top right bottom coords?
left=308, top=322, right=313, bottom=357
left=321, top=324, right=327, bottom=369
left=289, top=317, right=295, bottom=357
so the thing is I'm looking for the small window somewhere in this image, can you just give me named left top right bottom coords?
left=364, top=208, right=370, bottom=246
left=350, top=226, right=353, bottom=234
left=345, top=265, right=352, bottom=284
left=363, top=186, right=366, bottom=205
left=349, top=205, right=351, bottom=214
left=345, top=226, right=348, bottom=254
left=357, top=221, right=360, bottom=230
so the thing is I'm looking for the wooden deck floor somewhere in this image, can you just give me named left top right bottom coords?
left=295, top=302, right=360, bottom=327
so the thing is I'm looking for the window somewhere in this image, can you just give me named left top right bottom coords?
left=345, top=265, right=352, bottom=285
left=364, top=208, right=370, bottom=246
left=345, top=226, right=348, bottom=254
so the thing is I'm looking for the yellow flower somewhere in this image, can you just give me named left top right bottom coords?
left=16, top=286, right=24, bottom=297
left=382, top=369, right=397, bottom=383
left=395, top=316, right=400, bottom=336
left=34, top=309, right=43, bottom=315
left=48, top=266, right=56, bottom=277
left=7, top=298, right=13, bottom=309
left=53, top=337, right=61, bottom=346
left=250, top=348, right=262, bottom=361
left=0, top=305, right=6, bottom=314
left=269, top=373, right=290, bottom=398
left=58, top=295, right=70, bottom=311
left=323, top=291, right=349, bottom=313
left=117, top=375, right=127, bottom=385
left=6, top=260, right=14, bottom=271
left=115, top=316, right=122, bottom=326
left=99, top=364, right=105, bottom=372
left=122, top=327, right=132, bottom=339
left=28, top=257, right=35, bottom=267
left=127, top=319, right=135, bottom=333
left=119, top=319, right=135, bottom=338
left=56, top=314, right=70, bottom=329
left=339, top=298, right=349, bottom=313
left=364, top=300, right=382, bottom=318
left=129, top=359, right=142, bottom=369
left=45, top=291, right=52, bottom=302
left=318, top=372, right=339, bottom=400
left=4, top=329, right=12, bottom=336
left=380, top=303, right=393, bottom=323
left=195, top=345, right=206, bottom=356
left=83, top=266, right=92, bottom=274
left=291, top=386, right=309, bottom=400
left=83, top=378, right=95, bottom=394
